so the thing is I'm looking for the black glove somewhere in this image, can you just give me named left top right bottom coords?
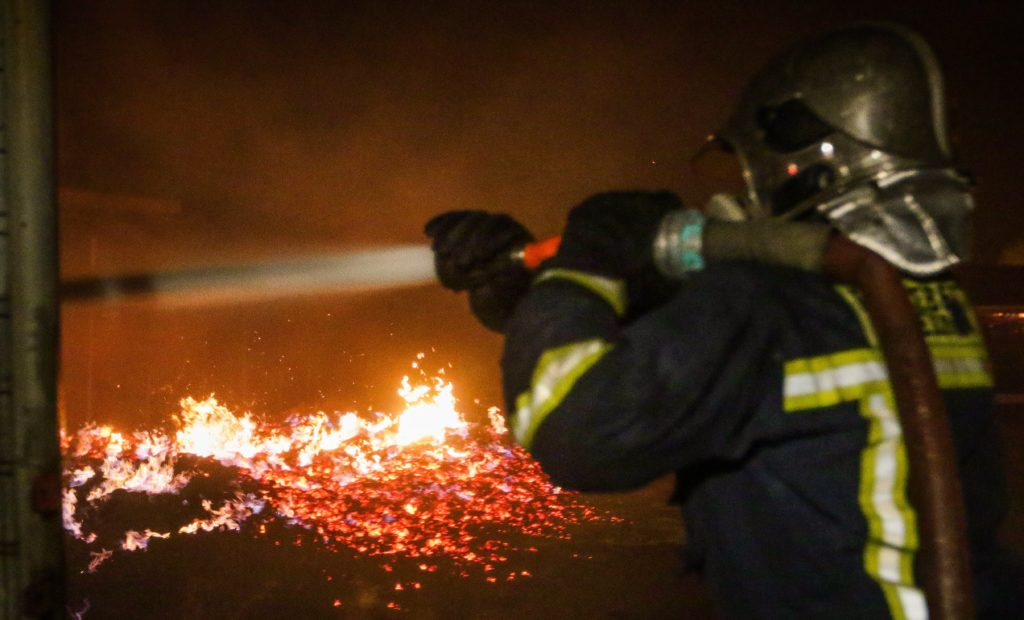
left=424, top=210, right=535, bottom=332
left=547, top=191, right=682, bottom=315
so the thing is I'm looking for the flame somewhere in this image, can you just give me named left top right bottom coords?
left=395, top=376, right=462, bottom=445
left=62, top=357, right=617, bottom=603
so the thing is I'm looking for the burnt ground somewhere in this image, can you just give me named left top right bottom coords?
left=66, top=306, right=1024, bottom=619
left=66, top=409, right=1024, bottom=620
left=66, top=474, right=713, bottom=620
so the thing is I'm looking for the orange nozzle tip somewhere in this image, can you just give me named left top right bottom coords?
left=522, top=236, right=562, bottom=270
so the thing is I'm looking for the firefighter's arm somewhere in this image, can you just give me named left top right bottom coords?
left=501, top=193, right=779, bottom=491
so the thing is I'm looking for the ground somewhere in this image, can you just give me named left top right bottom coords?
left=65, top=306, right=1023, bottom=619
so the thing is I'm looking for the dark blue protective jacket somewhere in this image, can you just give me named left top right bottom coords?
left=501, top=260, right=1014, bottom=619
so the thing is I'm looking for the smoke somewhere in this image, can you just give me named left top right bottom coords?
left=55, top=1, right=705, bottom=428
left=55, top=0, right=1024, bottom=429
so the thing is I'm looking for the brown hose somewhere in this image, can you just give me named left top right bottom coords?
left=699, top=223, right=975, bottom=617
left=822, top=235, right=974, bottom=620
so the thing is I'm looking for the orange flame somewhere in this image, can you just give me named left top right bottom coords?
left=62, top=357, right=617, bottom=599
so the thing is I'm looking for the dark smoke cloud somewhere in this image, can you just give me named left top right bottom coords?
left=55, top=0, right=1024, bottom=427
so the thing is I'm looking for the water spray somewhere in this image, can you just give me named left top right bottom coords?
left=62, top=245, right=441, bottom=305
left=60, top=238, right=566, bottom=306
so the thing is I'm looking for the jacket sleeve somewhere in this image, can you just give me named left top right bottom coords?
left=501, top=264, right=781, bottom=491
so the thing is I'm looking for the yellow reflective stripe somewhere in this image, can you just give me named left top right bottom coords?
left=535, top=269, right=627, bottom=317
left=835, top=285, right=879, bottom=346
left=930, top=339, right=992, bottom=389
left=784, top=338, right=991, bottom=615
left=857, top=387, right=925, bottom=619
left=928, top=342, right=986, bottom=358
left=937, top=370, right=993, bottom=390
left=784, top=348, right=930, bottom=617
left=879, top=583, right=929, bottom=620
left=785, top=339, right=992, bottom=412
left=934, top=359, right=993, bottom=389
left=925, top=333, right=985, bottom=347
left=783, top=349, right=887, bottom=411
left=836, top=282, right=992, bottom=391
left=858, top=391, right=918, bottom=550
left=804, top=282, right=987, bottom=619
left=784, top=346, right=980, bottom=618
left=864, top=542, right=917, bottom=586
left=509, top=339, right=612, bottom=449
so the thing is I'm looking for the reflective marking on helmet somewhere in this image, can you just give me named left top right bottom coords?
left=509, top=339, right=612, bottom=450
left=535, top=269, right=627, bottom=317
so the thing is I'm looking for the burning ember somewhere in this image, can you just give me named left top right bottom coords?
left=62, top=356, right=615, bottom=605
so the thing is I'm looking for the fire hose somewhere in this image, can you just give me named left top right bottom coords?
left=821, top=234, right=973, bottom=620
left=61, top=219, right=973, bottom=618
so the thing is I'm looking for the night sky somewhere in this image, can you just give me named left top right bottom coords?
left=54, top=1, right=1024, bottom=428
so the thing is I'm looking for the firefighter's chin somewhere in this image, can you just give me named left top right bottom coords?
left=704, top=193, right=749, bottom=222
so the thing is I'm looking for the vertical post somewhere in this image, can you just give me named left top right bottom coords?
left=0, top=0, right=65, bottom=618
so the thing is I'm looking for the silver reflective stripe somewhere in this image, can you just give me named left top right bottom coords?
left=897, top=587, right=929, bottom=620
left=932, top=356, right=985, bottom=375
left=510, top=339, right=612, bottom=449
left=782, top=349, right=887, bottom=411
left=859, top=388, right=926, bottom=620
left=784, top=358, right=887, bottom=399
left=784, top=340, right=991, bottom=413
left=783, top=350, right=927, bottom=620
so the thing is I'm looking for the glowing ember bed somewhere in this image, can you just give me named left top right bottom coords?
left=62, top=358, right=678, bottom=617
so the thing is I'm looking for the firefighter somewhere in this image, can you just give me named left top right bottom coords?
left=426, top=23, right=1019, bottom=618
